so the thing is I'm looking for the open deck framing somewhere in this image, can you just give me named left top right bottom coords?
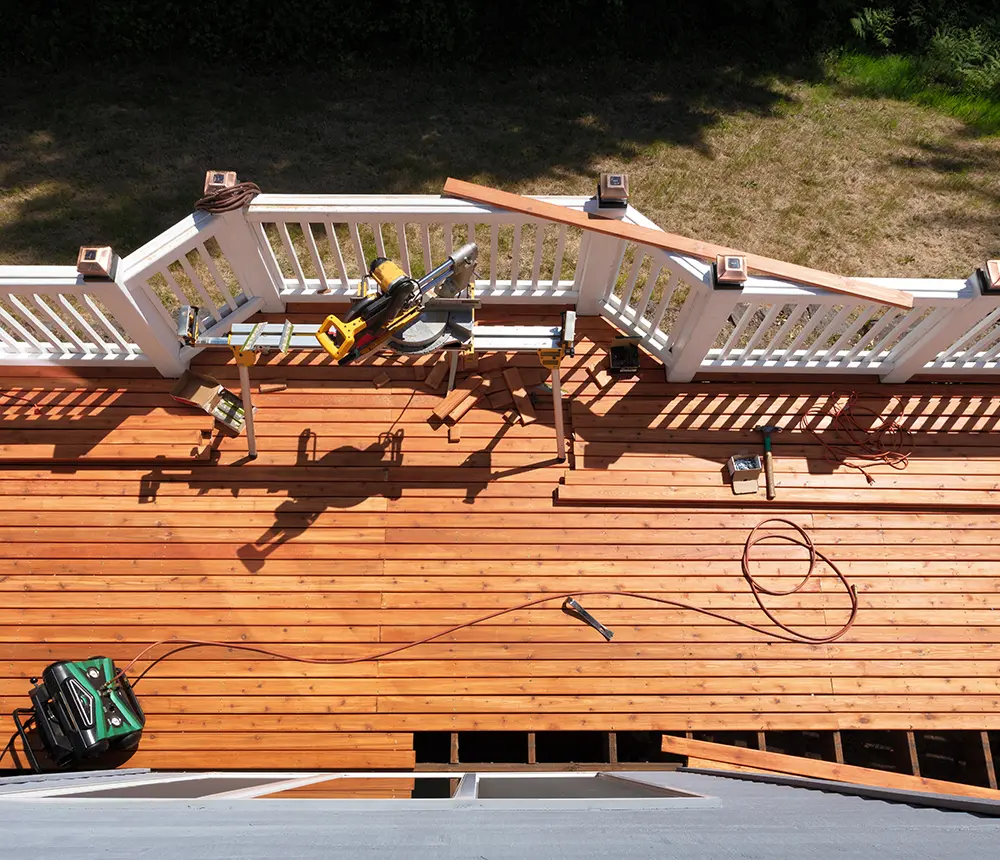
left=2, top=308, right=999, bottom=773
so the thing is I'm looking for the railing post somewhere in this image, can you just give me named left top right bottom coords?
left=103, top=259, right=186, bottom=377
left=212, top=210, right=285, bottom=313
left=880, top=286, right=992, bottom=383
left=666, top=284, right=738, bottom=382
left=575, top=234, right=625, bottom=314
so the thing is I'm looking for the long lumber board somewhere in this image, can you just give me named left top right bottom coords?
left=442, top=178, right=914, bottom=309
left=660, top=734, right=1000, bottom=800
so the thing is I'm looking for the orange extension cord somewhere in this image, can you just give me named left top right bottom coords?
left=112, top=519, right=858, bottom=689
left=798, top=391, right=912, bottom=485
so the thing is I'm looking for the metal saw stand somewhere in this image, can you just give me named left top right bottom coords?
left=189, top=311, right=576, bottom=462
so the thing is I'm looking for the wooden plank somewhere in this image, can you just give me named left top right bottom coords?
left=432, top=375, right=483, bottom=420
left=424, top=356, right=449, bottom=390
left=444, top=383, right=485, bottom=425
left=660, top=734, right=1000, bottom=800
left=501, top=367, right=536, bottom=424
left=442, top=178, right=914, bottom=309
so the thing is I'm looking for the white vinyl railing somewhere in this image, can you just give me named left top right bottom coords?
left=0, top=192, right=995, bottom=382
left=244, top=194, right=591, bottom=303
left=0, top=268, right=161, bottom=367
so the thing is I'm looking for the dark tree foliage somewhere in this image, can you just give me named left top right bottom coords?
left=6, top=2, right=998, bottom=75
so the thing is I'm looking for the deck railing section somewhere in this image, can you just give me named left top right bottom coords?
left=244, top=195, right=591, bottom=303
left=0, top=194, right=995, bottom=381
left=0, top=267, right=172, bottom=370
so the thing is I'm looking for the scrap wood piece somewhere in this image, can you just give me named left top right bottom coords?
left=477, top=353, right=507, bottom=373
left=432, top=375, right=482, bottom=420
left=448, top=425, right=461, bottom=443
left=660, top=735, right=1000, bottom=801
left=372, top=372, right=391, bottom=389
left=444, top=383, right=486, bottom=425
left=424, top=357, right=449, bottom=390
left=501, top=367, right=536, bottom=424
left=414, top=365, right=427, bottom=381
left=487, top=390, right=514, bottom=410
left=462, top=353, right=479, bottom=372
left=443, top=178, right=913, bottom=310
left=258, top=380, right=287, bottom=394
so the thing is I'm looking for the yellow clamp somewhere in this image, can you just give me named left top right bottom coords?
left=537, top=347, right=563, bottom=369
left=230, top=346, right=259, bottom=367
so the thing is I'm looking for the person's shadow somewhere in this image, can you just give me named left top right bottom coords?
left=236, top=428, right=406, bottom=571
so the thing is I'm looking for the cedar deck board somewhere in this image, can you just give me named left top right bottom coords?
left=2, top=310, right=1000, bottom=772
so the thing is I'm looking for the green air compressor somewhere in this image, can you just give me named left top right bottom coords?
left=12, top=657, right=144, bottom=773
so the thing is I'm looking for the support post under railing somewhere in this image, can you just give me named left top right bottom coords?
left=879, top=284, right=993, bottom=382
left=665, top=285, right=738, bottom=382
left=213, top=210, right=284, bottom=313
left=103, top=262, right=186, bottom=377
left=575, top=234, right=626, bottom=314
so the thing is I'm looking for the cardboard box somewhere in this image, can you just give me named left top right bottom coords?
left=727, top=452, right=763, bottom=495
left=171, top=370, right=252, bottom=435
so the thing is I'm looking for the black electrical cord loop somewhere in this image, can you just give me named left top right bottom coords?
left=109, top=520, right=857, bottom=690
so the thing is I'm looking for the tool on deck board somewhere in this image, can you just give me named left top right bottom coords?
left=11, top=658, right=144, bottom=773
left=174, top=247, right=577, bottom=461
left=753, top=425, right=782, bottom=501
left=562, top=597, right=615, bottom=642
left=316, top=243, right=479, bottom=364
left=5, top=520, right=857, bottom=773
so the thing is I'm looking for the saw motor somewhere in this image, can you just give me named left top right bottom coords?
left=316, top=243, right=479, bottom=364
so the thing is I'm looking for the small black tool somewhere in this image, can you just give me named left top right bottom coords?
left=563, top=597, right=614, bottom=642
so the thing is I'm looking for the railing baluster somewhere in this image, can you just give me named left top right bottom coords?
left=835, top=308, right=882, bottom=365
left=0, top=303, right=42, bottom=351
left=761, top=304, right=807, bottom=363
left=443, top=222, right=453, bottom=258
left=779, top=305, right=828, bottom=367
left=31, top=295, right=87, bottom=353
left=530, top=226, right=544, bottom=287
left=966, top=325, right=1000, bottom=362
left=395, top=222, right=412, bottom=275
left=551, top=226, right=567, bottom=286
left=846, top=309, right=902, bottom=366
left=633, top=259, right=664, bottom=325
left=619, top=252, right=643, bottom=314
left=373, top=224, right=387, bottom=258
left=0, top=325, right=21, bottom=352
left=421, top=223, right=433, bottom=274
left=719, top=303, right=757, bottom=360
left=489, top=223, right=499, bottom=288
left=324, top=223, right=351, bottom=291
left=7, top=295, right=63, bottom=351
left=299, top=222, right=329, bottom=294
left=276, top=222, right=308, bottom=294
left=800, top=305, right=855, bottom=365
left=198, top=242, right=238, bottom=311
left=739, top=303, right=783, bottom=361
left=159, top=267, right=194, bottom=308
left=57, top=295, right=110, bottom=354
left=597, top=240, right=629, bottom=305
left=349, top=222, right=367, bottom=278
left=940, top=309, right=1000, bottom=362
left=82, top=295, right=133, bottom=353
left=863, top=311, right=911, bottom=368
left=822, top=304, right=872, bottom=365
left=178, top=255, right=223, bottom=319
left=645, top=272, right=679, bottom=339
left=509, top=224, right=522, bottom=289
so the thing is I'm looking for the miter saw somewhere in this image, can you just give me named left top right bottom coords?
left=316, top=243, right=479, bottom=364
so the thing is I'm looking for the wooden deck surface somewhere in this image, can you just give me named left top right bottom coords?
left=2, top=307, right=1000, bottom=772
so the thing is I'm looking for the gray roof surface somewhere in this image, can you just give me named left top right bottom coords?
left=2, top=770, right=998, bottom=859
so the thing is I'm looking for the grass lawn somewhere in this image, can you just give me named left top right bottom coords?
left=1, top=59, right=997, bottom=278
